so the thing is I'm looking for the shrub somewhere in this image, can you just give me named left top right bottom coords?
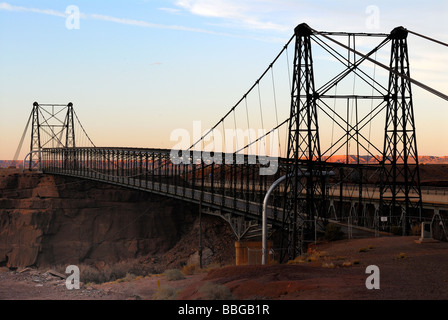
left=49, top=264, right=67, bottom=275
left=132, top=260, right=158, bottom=277
left=411, top=223, right=422, bottom=236
left=181, top=264, right=197, bottom=276
left=73, top=261, right=150, bottom=284
left=152, top=286, right=178, bottom=300
left=287, top=256, right=306, bottom=264
left=202, top=263, right=222, bottom=272
left=269, top=260, right=279, bottom=266
left=390, top=226, right=403, bottom=235
left=80, top=265, right=108, bottom=284
left=124, top=272, right=136, bottom=282
left=397, top=252, right=407, bottom=259
left=199, top=282, right=233, bottom=300
left=164, top=269, right=186, bottom=281
left=322, top=262, right=335, bottom=268
left=358, top=247, right=368, bottom=253
left=324, top=223, right=344, bottom=241
left=108, top=262, right=129, bottom=281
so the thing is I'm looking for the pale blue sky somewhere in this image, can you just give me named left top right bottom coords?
left=1, top=0, right=447, bottom=159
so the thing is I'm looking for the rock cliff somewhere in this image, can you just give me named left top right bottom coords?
left=0, top=169, right=224, bottom=269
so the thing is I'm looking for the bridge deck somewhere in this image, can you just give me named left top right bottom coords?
left=43, top=167, right=448, bottom=222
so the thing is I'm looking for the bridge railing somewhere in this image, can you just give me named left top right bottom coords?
left=40, top=147, right=293, bottom=224
left=40, top=147, right=448, bottom=232
left=39, top=147, right=345, bottom=224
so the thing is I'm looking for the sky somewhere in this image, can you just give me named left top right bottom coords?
left=1, top=0, right=447, bottom=160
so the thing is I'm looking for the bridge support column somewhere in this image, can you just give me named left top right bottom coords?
left=29, top=102, right=41, bottom=170
left=235, top=241, right=273, bottom=266
left=29, top=102, right=77, bottom=170
left=380, top=27, right=423, bottom=233
left=282, top=23, right=325, bottom=261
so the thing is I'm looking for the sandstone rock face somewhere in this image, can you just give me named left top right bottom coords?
left=0, top=170, right=195, bottom=268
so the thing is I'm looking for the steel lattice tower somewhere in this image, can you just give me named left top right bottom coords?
left=380, top=27, right=423, bottom=233
left=29, top=102, right=76, bottom=169
left=65, top=102, right=76, bottom=148
left=29, top=102, right=41, bottom=169
left=282, top=23, right=324, bottom=260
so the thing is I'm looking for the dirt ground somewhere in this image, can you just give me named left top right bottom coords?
left=1, top=235, right=447, bottom=301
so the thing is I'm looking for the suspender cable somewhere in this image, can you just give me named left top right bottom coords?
left=257, top=82, right=267, bottom=153
left=74, top=109, right=96, bottom=147
left=244, top=95, right=253, bottom=154
left=271, top=66, right=282, bottom=157
left=330, top=83, right=337, bottom=158
left=188, top=34, right=295, bottom=151
left=222, top=120, right=227, bottom=154
left=233, top=109, right=239, bottom=152
left=235, top=118, right=289, bottom=155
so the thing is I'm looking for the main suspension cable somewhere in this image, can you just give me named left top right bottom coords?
left=74, top=109, right=96, bottom=147
left=312, top=27, right=448, bottom=102
left=13, top=110, right=33, bottom=162
left=188, top=34, right=295, bottom=151
left=407, top=29, right=448, bottom=48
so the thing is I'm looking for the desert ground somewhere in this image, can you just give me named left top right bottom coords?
left=1, top=235, right=447, bottom=301
left=1, top=166, right=447, bottom=320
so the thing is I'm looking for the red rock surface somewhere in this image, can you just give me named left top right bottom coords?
left=1, top=168, right=448, bottom=302
left=1, top=236, right=447, bottom=300
left=0, top=169, right=234, bottom=269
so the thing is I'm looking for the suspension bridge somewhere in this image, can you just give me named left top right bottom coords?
left=14, top=23, right=448, bottom=262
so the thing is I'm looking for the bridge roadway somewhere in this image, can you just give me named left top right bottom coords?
left=326, top=185, right=448, bottom=207
left=41, top=166, right=448, bottom=229
left=42, top=168, right=282, bottom=225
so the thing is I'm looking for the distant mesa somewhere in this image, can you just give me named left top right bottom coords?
left=1, top=156, right=448, bottom=169
left=322, top=155, right=448, bottom=165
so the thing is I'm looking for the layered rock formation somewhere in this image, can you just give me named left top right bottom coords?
left=0, top=170, right=197, bottom=268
